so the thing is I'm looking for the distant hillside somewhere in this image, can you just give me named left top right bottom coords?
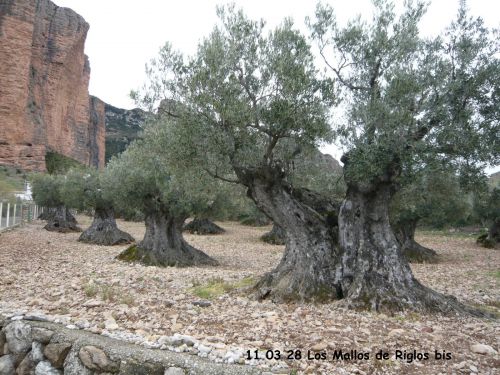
left=104, top=103, right=149, bottom=162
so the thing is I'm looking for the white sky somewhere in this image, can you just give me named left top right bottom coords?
left=53, top=0, right=499, bottom=169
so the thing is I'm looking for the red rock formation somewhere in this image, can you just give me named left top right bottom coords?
left=0, top=0, right=104, bottom=171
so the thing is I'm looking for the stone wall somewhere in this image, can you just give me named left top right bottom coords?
left=0, top=317, right=262, bottom=375
left=0, top=0, right=105, bottom=171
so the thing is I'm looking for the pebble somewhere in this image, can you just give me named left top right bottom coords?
left=470, top=343, right=497, bottom=355
left=193, top=300, right=211, bottom=308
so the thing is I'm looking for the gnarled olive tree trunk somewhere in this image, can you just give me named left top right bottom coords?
left=261, top=224, right=285, bottom=245
left=393, top=218, right=439, bottom=263
left=44, top=206, right=80, bottom=233
left=338, top=160, right=484, bottom=315
left=237, top=167, right=341, bottom=302
left=79, top=206, right=134, bottom=245
left=38, top=207, right=56, bottom=221
left=183, top=217, right=225, bottom=235
left=118, top=210, right=218, bottom=267
left=477, top=218, right=500, bottom=248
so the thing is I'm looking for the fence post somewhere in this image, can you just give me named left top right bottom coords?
left=6, top=203, right=10, bottom=227
left=0, top=202, right=3, bottom=229
left=13, top=204, right=17, bottom=225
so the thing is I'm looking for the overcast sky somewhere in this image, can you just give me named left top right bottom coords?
left=53, top=0, right=499, bottom=166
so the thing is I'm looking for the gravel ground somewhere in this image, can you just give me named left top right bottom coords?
left=0, top=217, right=498, bottom=374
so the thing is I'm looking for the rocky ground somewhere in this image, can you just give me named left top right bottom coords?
left=0, top=217, right=498, bottom=375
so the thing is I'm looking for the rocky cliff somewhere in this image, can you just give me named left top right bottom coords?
left=104, top=103, right=148, bottom=163
left=0, top=0, right=105, bottom=171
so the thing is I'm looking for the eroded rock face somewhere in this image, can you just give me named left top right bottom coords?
left=104, top=102, right=148, bottom=162
left=0, top=0, right=104, bottom=171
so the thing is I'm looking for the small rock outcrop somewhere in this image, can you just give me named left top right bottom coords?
left=0, top=0, right=105, bottom=171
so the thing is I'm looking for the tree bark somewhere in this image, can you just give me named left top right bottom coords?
left=477, top=218, right=500, bottom=248
left=38, top=207, right=56, bottom=221
left=44, top=206, right=80, bottom=233
left=393, top=218, right=439, bottom=263
left=261, top=224, right=285, bottom=245
left=117, top=210, right=218, bottom=267
left=183, top=217, right=225, bottom=235
left=338, top=180, right=484, bottom=315
left=79, top=206, right=135, bottom=245
left=237, top=167, right=341, bottom=302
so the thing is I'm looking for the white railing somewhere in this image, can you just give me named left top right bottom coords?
left=0, top=201, right=43, bottom=232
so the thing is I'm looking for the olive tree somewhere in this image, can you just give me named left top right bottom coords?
left=310, top=0, right=499, bottom=312
left=133, top=6, right=339, bottom=300
left=31, top=174, right=79, bottom=232
left=474, top=186, right=500, bottom=248
left=390, top=166, right=470, bottom=263
left=262, top=148, right=344, bottom=245
left=61, top=169, right=134, bottom=245
left=103, top=122, right=219, bottom=267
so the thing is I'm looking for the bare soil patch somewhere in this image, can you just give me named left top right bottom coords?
left=0, top=217, right=498, bottom=374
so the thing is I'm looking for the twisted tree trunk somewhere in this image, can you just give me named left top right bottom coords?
left=477, top=218, right=500, bottom=248
left=38, top=207, right=56, bottom=221
left=184, top=217, right=225, bottom=235
left=237, top=166, right=341, bottom=302
left=44, top=206, right=80, bottom=233
left=261, top=224, right=285, bottom=245
left=118, top=210, right=218, bottom=267
left=394, top=218, right=439, bottom=263
left=338, top=161, right=485, bottom=315
left=79, top=206, right=134, bottom=245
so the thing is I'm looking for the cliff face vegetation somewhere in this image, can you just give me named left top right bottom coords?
left=0, top=0, right=105, bottom=171
left=103, top=103, right=148, bottom=162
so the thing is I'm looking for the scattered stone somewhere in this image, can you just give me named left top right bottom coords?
left=0, top=355, right=15, bottom=375
left=78, top=345, right=119, bottom=372
left=163, top=300, right=175, bottom=308
left=32, top=341, right=45, bottom=363
left=197, top=344, right=211, bottom=355
left=104, top=318, right=119, bottom=331
left=24, top=313, right=50, bottom=322
left=82, top=300, right=102, bottom=308
left=311, top=342, right=327, bottom=351
left=4, top=321, right=32, bottom=354
left=34, top=360, right=61, bottom=375
left=74, top=320, right=91, bottom=329
left=63, top=349, right=93, bottom=375
left=43, top=342, right=72, bottom=368
left=164, top=366, right=185, bottom=375
left=17, top=353, right=36, bottom=375
left=193, top=300, right=211, bottom=308
left=177, top=334, right=196, bottom=347
left=224, top=350, right=243, bottom=364
left=470, top=343, right=497, bottom=355
left=388, top=329, right=405, bottom=338
left=31, top=328, right=54, bottom=344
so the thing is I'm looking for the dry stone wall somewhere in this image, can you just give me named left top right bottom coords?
left=0, top=316, right=262, bottom=375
